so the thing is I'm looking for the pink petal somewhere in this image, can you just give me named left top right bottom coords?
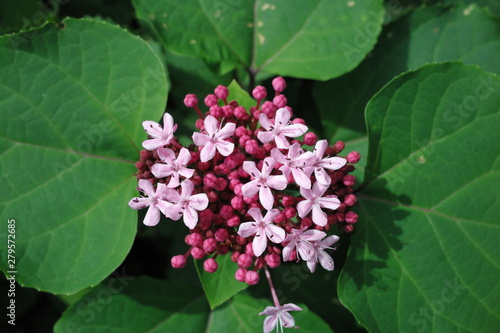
left=241, top=180, right=260, bottom=198
left=259, top=186, right=274, bottom=210
left=282, top=303, right=302, bottom=312
left=322, top=235, right=340, bottom=247
left=143, top=206, right=160, bottom=226
left=266, top=175, right=288, bottom=190
left=263, top=314, right=278, bottom=333
left=291, top=168, right=311, bottom=189
left=265, top=224, right=285, bottom=243
left=192, top=132, right=210, bottom=147
left=259, top=306, right=278, bottom=316
left=302, top=229, right=327, bottom=241
left=317, top=195, right=341, bottom=210
left=189, top=193, right=209, bottom=211
left=242, top=161, right=260, bottom=178
left=296, top=200, right=313, bottom=218
left=252, top=230, right=268, bottom=257
left=215, top=140, right=234, bottom=156
left=319, top=251, right=334, bottom=270
left=156, top=200, right=173, bottom=218
left=257, top=131, right=276, bottom=144
left=183, top=206, right=198, bottom=229
left=247, top=208, right=264, bottom=222
left=270, top=148, right=286, bottom=164
left=167, top=204, right=184, bottom=221
left=261, top=157, right=276, bottom=177
left=299, top=186, right=313, bottom=200
left=320, top=156, right=347, bottom=170
left=297, top=241, right=317, bottom=261
left=258, top=113, right=273, bottom=131
left=157, top=147, right=175, bottom=163
left=312, top=181, right=328, bottom=196
left=218, top=122, right=236, bottom=139
left=167, top=174, right=180, bottom=188
left=314, top=139, right=328, bottom=158
left=178, top=167, right=195, bottom=179
left=312, top=205, right=328, bottom=226
left=180, top=179, right=195, bottom=197
left=163, top=188, right=181, bottom=202
left=138, top=179, right=155, bottom=197
left=238, top=221, right=259, bottom=238
left=275, top=108, right=291, bottom=125
left=282, top=241, right=295, bottom=261
left=142, top=138, right=166, bottom=150
left=128, top=197, right=151, bottom=210
left=281, top=123, right=308, bottom=137
left=306, top=258, right=317, bottom=273
left=262, top=208, right=281, bottom=222
left=204, top=115, right=219, bottom=136
left=274, top=134, right=290, bottom=149
left=151, top=163, right=174, bottom=178
left=142, top=120, right=163, bottom=138
left=280, top=311, right=296, bottom=328
left=176, top=147, right=192, bottom=165
left=200, top=142, right=216, bottom=162
left=314, top=167, right=331, bottom=186
left=162, top=113, right=175, bottom=133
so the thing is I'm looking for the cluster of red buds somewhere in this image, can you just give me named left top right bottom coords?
left=129, top=77, right=360, bottom=332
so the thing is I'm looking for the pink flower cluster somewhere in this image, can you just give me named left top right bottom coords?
left=129, top=77, right=360, bottom=331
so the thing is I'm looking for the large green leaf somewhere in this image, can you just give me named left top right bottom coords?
left=133, top=0, right=384, bottom=80
left=54, top=277, right=209, bottom=333
left=338, top=63, right=500, bottom=332
left=0, top=18, right=168, bottom=294
left=194, top=254, right=248, bottom=310
left=313, top=3, right=499, bottom=185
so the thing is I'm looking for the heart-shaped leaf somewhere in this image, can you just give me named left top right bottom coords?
left=0, top=18, right=168, bottom=294
left=338, top=63, right=500, bottom=332
left=133, top=0, right=384, bottom=80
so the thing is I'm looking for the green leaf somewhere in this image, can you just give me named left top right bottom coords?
left=313, top=3, right=499, bottom=184
left=339, top=63, right=500, bottom=332
left=0, top=18, right=168, bottom=294
left=133, top=0, right=384, bottom=80
left=195, top=254, right=248, bottom=310
left=0, top=1, right=54, bottom=35
left=54, top=276, right=210, bottom=333
left=208, top=292, right=334, bottom=333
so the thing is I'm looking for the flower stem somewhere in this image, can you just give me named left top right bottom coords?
left=264, top=266, right=280, bottom=308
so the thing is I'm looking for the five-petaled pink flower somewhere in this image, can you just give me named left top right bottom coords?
left=306, top=234, right=340, bottom=273
left=238, top=208, right=285, bottom=257
left=258, top=108, right=308, bottom=148
left=297, top=182, right=341, bottom=226
left=151, top=147, right=194, bottom=188
left=259, top=303, right=302, bottom=333
left=164, top=179, right=209, bottom=229
left=271, top=143, right=314, bottom=189
left=241, top=157, right=288, bottom=210
left=282, top=228, right=326, bottom=262
left=192, top=115, right=236, bottom=162
left=310, top=139, right=346, bottom=185
left=142, top=112, right=177, bottom=150
left=128, top=179, right=172, bottom=227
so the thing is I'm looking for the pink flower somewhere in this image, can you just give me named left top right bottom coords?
left=271, top=143, right=314, bottom=189
left=306, top=235, right=340, bottom=273
left=192, top=115, right=235, bottom=162
left=310, top=139, right=346, bottom=185
left=259, top=303, right=302, bottom=333
left=258, top=108, right=308, bottom=148
left=282, top=228, right=326, bottom=262
left=128, top=179, right=172, bottom=226
left=296, top=182, right=340, bottom=226
left=142, top=113, right=177, bottom=150
left=164, top=180, right=209, bottom=229
left=241, top=157, right=288, bottom=210
left=151, top=147, right=194, bottom=188
left=238, top=208, right=285, bottom=257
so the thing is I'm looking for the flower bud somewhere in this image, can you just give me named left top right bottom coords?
left=347, top=151, right=361, bottom=164
left=272, top=76, right=286, bottom=94
left=252, top=85, right=267, bottom=100
left=183, top=94, right=198, bottom=108
left=171, top=255, right=187, bottom=268
left=204, top=94, right=218, bottom=107
left=245, top=270, right=260, bottom=285
left=214, top=85, right=229, bottom=100
left=203, top=258, right=218, bottom=273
